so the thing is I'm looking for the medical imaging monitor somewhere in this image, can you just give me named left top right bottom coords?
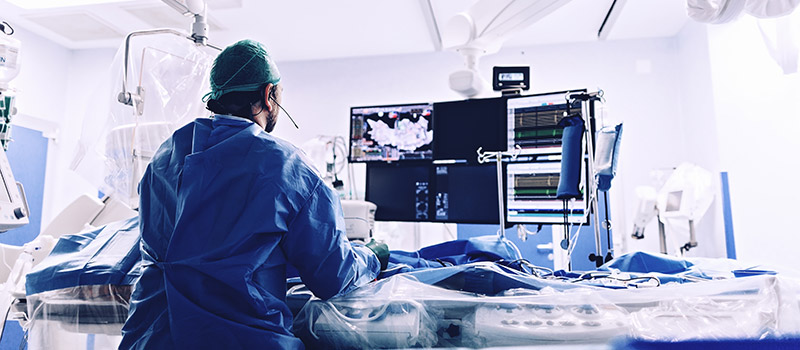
left=433, top=163, right=499, bottom=224
left=365, top=163, right=431, bottom=222
left=349, top=103, right=434, bottom=162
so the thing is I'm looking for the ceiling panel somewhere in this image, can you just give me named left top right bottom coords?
left=606, top=0, right=688, bottom=40
left=23, top=12, right=124, bottom=41
left=210, top=0, right=436, bottom=61
left=207, top=0, right=242, bottom=10
left=504, top=0, right=615, bottom=48
left=0, top=0, right=691, bottom=62
left=125, top=5, right=224, bottom=32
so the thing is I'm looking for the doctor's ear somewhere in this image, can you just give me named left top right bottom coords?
left=261, top=83, right=273, bottom=104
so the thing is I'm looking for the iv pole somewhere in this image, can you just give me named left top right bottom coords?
left=477, top=146, right=521, bottom=240
left=567, top=90, right=609, bottom=267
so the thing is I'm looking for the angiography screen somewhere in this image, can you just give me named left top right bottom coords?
left=506, top=92, right=582, bottom=154
left=434, top=163, right=499, bottom=224
left=365, top=163, right=431, bottom=222
left=506, top=161, right=587, bottom=224
left=349, top=103, right=434, bottom=162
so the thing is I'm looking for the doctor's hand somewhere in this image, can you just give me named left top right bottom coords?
left=365, top=239, right=389, bottom=271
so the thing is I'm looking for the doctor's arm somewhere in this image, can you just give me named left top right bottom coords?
left=281, top=182, right=380, bottom=300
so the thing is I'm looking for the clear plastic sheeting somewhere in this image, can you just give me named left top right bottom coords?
left=293, top=265, right=800, bottom=348
left=294, top=276, right=445, bottom=349
left=25, top=285, right=131, bottom=350
left=70, top=32, right=215, bottom=208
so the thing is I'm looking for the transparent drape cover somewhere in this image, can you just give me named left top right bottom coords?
left=25, top=285, right=131, bottom=349
left=70, top=33, right=214, bottom=208
left=293, top=271, right=800, bottom=348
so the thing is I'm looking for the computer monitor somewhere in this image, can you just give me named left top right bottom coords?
left=505, top=160, right=588, bottom=225
left=506, top=91, right=584, bottom=155
left=433, top=97, right=507, bottom=162
left=433, top=163, right=499, bottom=224
left=365, top=163, right=431, bottom=222
left=349, top=103, right=434, bottom=162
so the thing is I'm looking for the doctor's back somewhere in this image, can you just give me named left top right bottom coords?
left=119, top=39, right=380, bottom=350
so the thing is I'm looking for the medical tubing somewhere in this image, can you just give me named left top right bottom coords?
left=513, top=258, right=554, bottom=277
left=572, top=272, right=661, bottom=287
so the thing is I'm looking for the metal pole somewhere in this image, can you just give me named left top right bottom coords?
left=118, top=29, right=188, bottom=106
left=580, top=98, right=603, bottom=260
left=658, top=216, right=667, bottom=254
left=496, top=155, right=506, bottom=239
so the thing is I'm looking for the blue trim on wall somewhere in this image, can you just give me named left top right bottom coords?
left=720, top=172, right=736, bottom=259
left=1, top=127, right=48, bottom=246
left=0, top=127, right=48, bottom=350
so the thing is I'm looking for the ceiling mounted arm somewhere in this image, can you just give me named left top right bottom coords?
left=118, top=0, right=223, bottom=114
left=161, top=0, right=212, bottom=45
left=442, top=0, right=572, bottom=54
left=440, top=0, right=572, bottom=98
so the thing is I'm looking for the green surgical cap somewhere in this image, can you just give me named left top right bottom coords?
left=204, top=39, right=281, bottom=101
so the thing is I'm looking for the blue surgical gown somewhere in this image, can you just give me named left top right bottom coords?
left=120, top=115, right=380, bottom=350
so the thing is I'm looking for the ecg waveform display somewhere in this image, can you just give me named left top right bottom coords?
left=506, top=161, right=586, bottom=224
left=507, top=93, right=581, bottom=154
left=510, top=173, right=561, bottom=200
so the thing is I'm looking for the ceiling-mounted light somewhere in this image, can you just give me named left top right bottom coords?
left=6, top=0, right=132, bottom=10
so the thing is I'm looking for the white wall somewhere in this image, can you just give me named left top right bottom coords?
left=703, top=14, right=800, bottom=265
left=9, top=28, right=116, bottom=232
left=12, top=29, right=69, bottom=123
left=13, top=22, right=745, bottom=259
left=275, top=37, right=722, bottom=255
left=48, top=48, right=116, bottom=224
left=672, top=21, right=727, bottom=258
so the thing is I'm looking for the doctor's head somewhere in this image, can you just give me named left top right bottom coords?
left=205, top=39, right=282, bottom=132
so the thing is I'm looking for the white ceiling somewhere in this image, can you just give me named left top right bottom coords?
left=0, top=0, right=689, bottom=62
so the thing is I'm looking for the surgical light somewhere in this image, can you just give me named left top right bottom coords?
left=5, top=0, right=132, bottom=10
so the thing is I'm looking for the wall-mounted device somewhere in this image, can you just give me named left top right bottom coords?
left=0, top=148, right=27, bottom=232
left=493, top=66, right=530, bottom=96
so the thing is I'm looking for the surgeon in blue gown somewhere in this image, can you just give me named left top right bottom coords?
left=120, top=39, right=387, bottom=349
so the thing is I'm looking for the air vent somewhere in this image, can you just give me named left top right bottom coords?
left=125, top=6, right=224, bottom=31
left=23, top=12, right=123, bottom=41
